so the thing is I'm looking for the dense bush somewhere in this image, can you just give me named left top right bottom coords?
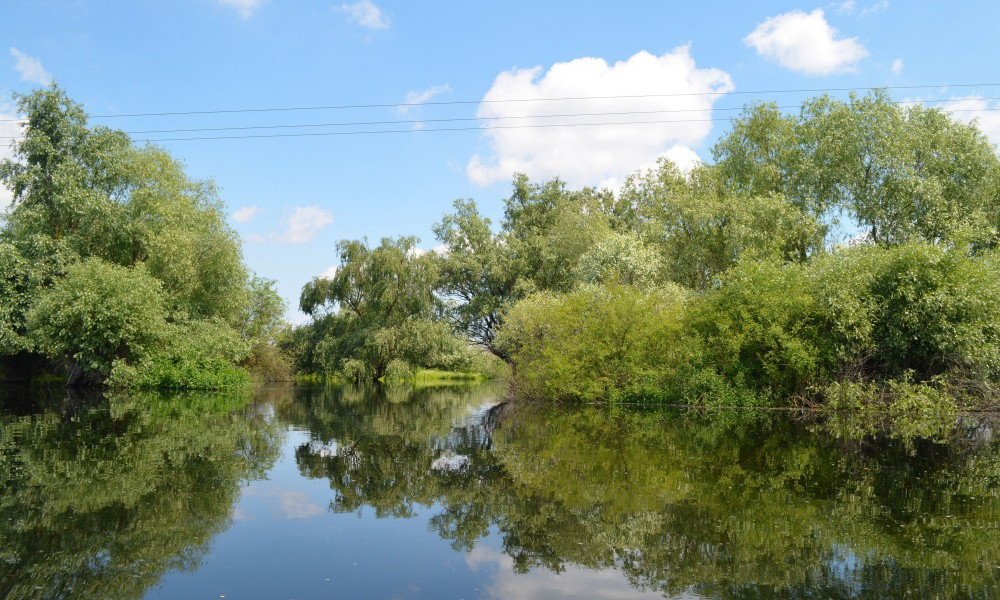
left=497, top=243, right=1000, bottom=408
left=498, top=283, right=695, bottom=401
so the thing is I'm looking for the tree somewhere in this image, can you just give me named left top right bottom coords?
left=0, top=86, right=274, bottom=386
left=618, top=160, right=822, bottom=288
left=433, top=199, right=521, bottom=360
left=299, top=236, right=452, bottom=380
left=713, top=91, right=1000, bottom=248
left=433, top=176, right=615, bottom=360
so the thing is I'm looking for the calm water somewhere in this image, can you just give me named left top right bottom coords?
left=0, top=383, right=997, bottom=600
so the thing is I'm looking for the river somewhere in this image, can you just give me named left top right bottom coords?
left=1, top=382, right=997, bottom=599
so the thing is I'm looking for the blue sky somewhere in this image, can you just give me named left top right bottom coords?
left=2, top=0, right=999, bottom=320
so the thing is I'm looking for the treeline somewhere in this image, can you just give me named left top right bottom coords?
left=0, top=87, right=290, bottom=388
left=292, top=90, right=1000, bottom=409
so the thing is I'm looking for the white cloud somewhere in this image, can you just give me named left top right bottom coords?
left=217, top=0, right=263, bottom=19
left=10, top=48, right=52, bottom=86
left=832, top=0, right=856, bottom=13
left=744, top=9, right=869, bottom=76
left=939, top=96, right=1000, bottom=147
left=466, top=46, right=733, bottom=188
left=0, top=103, right=22, bottom=212
left=340, top=0, right=389, bottom=30
left=859, top=1, right=889, bottom=15
left=891, top=58, right=903, bottom=74
left=231, top=204, right=260, bottom=223
left=273, top=205, right=333, bottom=243
left=318, top=265, right=339, bottom=280
left=833, top=0, right=889, bottom=15
left=397, top=84, right=452, bottom=115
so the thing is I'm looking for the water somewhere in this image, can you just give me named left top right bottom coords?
left=1, top=383, right=997, bottom=599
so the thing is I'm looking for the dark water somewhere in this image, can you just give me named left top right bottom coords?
left=0, top=383, right=997, bottom=600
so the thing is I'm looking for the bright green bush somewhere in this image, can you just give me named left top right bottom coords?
left=499, top=283, right=696, bottom=401
left=108, top=317, right=252, bottom=390
left=694, top=242, right=1000, bottom=405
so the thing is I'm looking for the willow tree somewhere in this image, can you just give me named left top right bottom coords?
left=713, top=90, right=1000, bottom=248
left=298, top=236, right=467, bottom=380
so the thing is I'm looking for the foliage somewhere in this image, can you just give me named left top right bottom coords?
left=713, top=91, right=1000, bottom=247
left=692, top=242, right=1000, bottom=405
left=0, top=243, right=34, bottom=355
left=499, top=283, right=696, bottom=401
left=27, top=259, right=167, bottom=382
left=289, top=90, right=1000, bottom=408
left=572, top=232, right=662, bottom=287
left=618, top=159, right=823, bottom=287
left=432, top=199, right=521, bottom=358
left=433, top=177, right=616, bottom=359
left=296, top=237, right=475, bottom=380
left=0, top=86, right=285, bottom=387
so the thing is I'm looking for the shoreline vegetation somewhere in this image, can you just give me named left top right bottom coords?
left=3, top=87, right=1000, bottom=414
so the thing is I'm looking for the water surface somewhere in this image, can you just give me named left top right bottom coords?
left=1, top=383, right=997, bottom=599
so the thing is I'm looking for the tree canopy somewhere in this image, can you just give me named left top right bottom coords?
left=0, top=86, right=288, bottom=387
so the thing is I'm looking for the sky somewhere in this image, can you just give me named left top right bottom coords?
left=2, top=0, right=999, bottom=321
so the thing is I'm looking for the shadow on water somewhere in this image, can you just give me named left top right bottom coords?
left=1, top=382, right=997, bottom=599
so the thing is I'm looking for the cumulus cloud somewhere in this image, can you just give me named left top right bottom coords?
left=318, top=265, right=339, bottom=280
left=10, top=48, right=52, bottom=86
left=273, top=205, right=333, bottom=243
left=939, top=96, right=1000, bottom=147
left=231, top=204, right=260, bottom=223
left=466, top=46, right=733, bottom=189
left=217, top=0, right=263, bottom=19
left=341, top=0, right=389, bottom=30
left=891, top=58, right=903, bottom=74
left=0, top=104, right=22, bottom=212
left=744, top=9, right=869, bottom=76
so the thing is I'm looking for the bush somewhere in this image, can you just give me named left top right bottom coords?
left=693, top=242, right=1000, bottom=406
left=499, top=283, right=696, bottom=401
left=28, top=259, right=167, bottom=380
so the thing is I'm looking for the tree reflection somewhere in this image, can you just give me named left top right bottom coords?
left=0, top=388, right=281, bottom=600
left=285, top=386, right=999, bottom=599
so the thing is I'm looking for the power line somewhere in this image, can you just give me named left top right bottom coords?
left=1, top=82, right=998, bottom=122
left=2, top=99, right=998, bottom=141
left=130, top=108, right=1000, bottom=142
left=93, top=96, right=1000, bottom=136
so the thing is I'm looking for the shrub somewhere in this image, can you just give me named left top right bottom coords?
left=499, top=283, right=695, bottom=401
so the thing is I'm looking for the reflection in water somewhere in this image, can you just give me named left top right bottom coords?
left=1, top=382, right=997, bottom=599
left=284, top=386, right=999, bottom=599
left=0, top=386, right=281, bottom=600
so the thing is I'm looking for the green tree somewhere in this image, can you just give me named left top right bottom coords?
left=713, top=91, right=1000, bottom=247
left=433, top=176, right=615, bottom=359
left=0, top=86, right=275, bottom=386
left=498, top=283, right=695, bottom=401
left=433, top=199, right=521, bottom=359
left=299, top=236, right=462, bottom=380
left=618, top=160, right=822, bottom=288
